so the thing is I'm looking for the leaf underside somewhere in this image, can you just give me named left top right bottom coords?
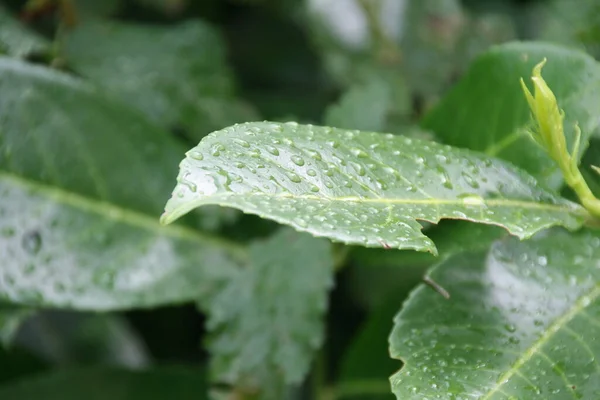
left=162, top=121, right=585, bottom=253
left=390, top=229, right=600, bottom=399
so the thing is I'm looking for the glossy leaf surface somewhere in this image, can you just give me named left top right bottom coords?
left=63, top=19, right=256, bottom=140
left=0, top=57, right=241, bottom=310
left=0, top=367, right=207, bottom=399
left=390, top=229, right=600, bottom=399
left=423, top=42, right=600, bottom=188
left=162, top=121, right=586, bottom=253
left=203, top=228, right=333, bottom=398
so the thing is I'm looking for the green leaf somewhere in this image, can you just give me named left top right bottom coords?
left=0, top=307, right=32, bottom=347
left=423, top=42, right=600, bottom=189
left=0, top=57, right=242, bottom=310
left=16, top=312, right=149, bottom=367
left=390, top=228, right=600, bottom=399
left=335, top=297, right=403, bottom=400
left=0, top=367, right=207, bottom=399
left=62, top=19, right=257, bottom=141
left=0, top=5, right=49, bottom=58
left=202, top=228, right=333, bottom=398
left=161, top=121, right=586, bottom=253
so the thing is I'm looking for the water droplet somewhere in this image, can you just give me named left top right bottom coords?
left=211, top=143, right=225, bottom=157
left=307, top=169, right=317, bottom=177
left=286, top=172, right=302, bottom=183
left=461, top=171, right=480, bottom=189
left=188, top=151, right=204, bottom=160
left=351, top=148, right=369, bottom=158
left=458, top=193, right=485, bottom=206
left=307, top=149, right=322, bottom=161
left=310, top=185, right=320, bottom=193
left=265, top=145, right=279, bottom=156
left=291, top=155, right=305, bottom=166
left=327, top=140, right=340, bottom=148
left=350, top=162, right=366, bottom=176
left=233, top=138, right=250, bottom=148
left=22, top=231, right=42, bottom=255
left=178, top=173, right=197, bottom=192
left=504, top=324, right=516, bottom=333
left=235, top=162, right=245, bottom=169
left=324, top=181, right=334, bottom=189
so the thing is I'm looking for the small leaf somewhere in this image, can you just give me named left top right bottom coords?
left=390, top=228, right=600, bottom=399
left=0, top=306, right=32, bottom=347
left=202, top=228, right=333, bottom=398
left=0, top=57, right=242, bottom=310
left=423, top=42, right=600, bottom=189
left=62, top=19, right=257, bottom=141
left=0, top=5, right=49, bottom=58
left=162, top=121, right=586, bottom=254
left=0, top=367, right=208, bottom=399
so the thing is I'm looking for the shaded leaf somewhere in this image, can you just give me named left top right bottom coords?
left=0, top=306, right=32, bottom=347
left=202, top=228, right=333, bottom=399
left=62, top=19, right=257, bottom=141
left=0, top=57, right=242, bottom=310
left=390, top=228, right=600, bottom=399
left=15, top=311, right=149, bottom=367
left=335, top=297, right=402, bottom=400
left=0, top=5, right=49, bottom=58
left=0, top=367, right=208, bottom=399
left=161, top=121, right=586, bottom=254
left=423, top=42, right=600, bottom=189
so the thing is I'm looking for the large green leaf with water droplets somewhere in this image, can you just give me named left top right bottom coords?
left=0, top=5, right=49, bottom=58
left=161, top=121, right=586, bottom=253
left=390, top=229, right=600, bottom=399
left=0, top=367, right=208, bottom=399
left=62, top=19, right=257, bottom=141
left=423, top=42, right=600, bottom=189
left=202, top=228, right=333, bottom=399
left=0, top=57, right=242, bottom=310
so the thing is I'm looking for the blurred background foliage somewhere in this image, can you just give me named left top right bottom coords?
left=0, top=0, right=599, bottom=399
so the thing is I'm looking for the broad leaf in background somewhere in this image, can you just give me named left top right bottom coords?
left=62, top=19, right=257, bottom=142
left=390, top=229, right=600, bottom=399
left=161, top=121, right=586, bottom=253
left=15, top=312, right=149, bottom=367
left=0, top=367, right=208, bottom=399
left=0, top=307, right=32, bottom=347
left=335, top=297, right=403, bottom=400
left=537, top=0, right=600, bottom=59
left=0, top=5, right=49, bottom=58
left=423, top=42, right=600, bottom=189
left=0, top=57, right=242, bottom=309
left=202, top=228, right=333, bottom=399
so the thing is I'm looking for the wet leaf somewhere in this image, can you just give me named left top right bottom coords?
left=63, top=19, right=257, bottom=141
left=202, top=228, right=333, bottom=399
left=0, top=367, right=208, bottom=399
left=390, top=228, right=600, bottom=399
left=0, top=57, right=243, bottom=310
left=423, top=42, right=600, bottom=189
left=162, top=121, right=586, bottom=254
left=0, top=5, right=49, bottom=58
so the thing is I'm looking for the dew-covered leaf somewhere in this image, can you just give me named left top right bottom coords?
left=0, top=367, right=208, bottom=399
left=0, top=57, right=242, bottom=310
left=202, top=228, right=333, bottom=399
left=0, top=5, right=49, bottom=58
left=161, top=121, right=586, bottom=253
left=390, top=228, right=600, bottom=399
left=62, top=19, right=257, bottom=141
left=423, top=42, right=600, bottom=189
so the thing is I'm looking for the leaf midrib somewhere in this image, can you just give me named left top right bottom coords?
left=168, top=191, right=586, bottom=214
left=0, top=171, right=247, bottom=260
left=481, top=283, right=600, bottom=399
